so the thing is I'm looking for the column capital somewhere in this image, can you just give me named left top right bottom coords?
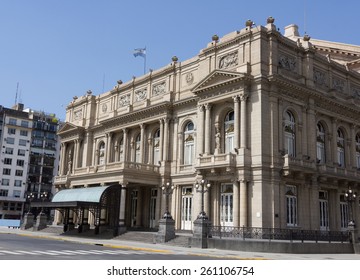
left=239, top=93, right=249, bottom=101
left=204, top=103, right=213, bottom=110
left=233, top=95, right=240, bottom=103
left=122, top=128, right=128, bottom=135
left=198, top=104, right=205, bottom=112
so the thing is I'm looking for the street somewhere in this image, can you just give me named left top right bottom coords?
left=0, top=233, right=224, bottom=260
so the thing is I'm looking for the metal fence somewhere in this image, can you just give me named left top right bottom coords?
left=209, top=226, right=351, bottom=243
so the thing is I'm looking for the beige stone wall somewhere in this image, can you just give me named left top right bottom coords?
left=56, top=18, right=360, bottom=231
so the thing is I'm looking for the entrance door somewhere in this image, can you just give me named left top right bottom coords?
left=149, top=188, right=157, bottom=228
left=131, top=190, right=138, bottom=227
left=220, top=184, right=233, bottom=226
left=181, top=187, right=193, bottom=230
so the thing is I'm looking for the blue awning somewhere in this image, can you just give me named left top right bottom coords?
left=52, top=186, right=109, bottom=203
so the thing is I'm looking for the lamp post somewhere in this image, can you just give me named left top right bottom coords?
left=26, top=192, right=35, bottom=214
left=195, top=179, right=211, bottom=220
left=162, top=181, right=175, bottom=219
left=155, top=181, right=176, bottom=243
left=39, top=191, right=48, bottom=214
left=345, top=187, right=357, bottom=228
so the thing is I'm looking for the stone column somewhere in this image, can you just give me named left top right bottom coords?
left=204, top=104, right=212, bottom=155
left=59, top=143, right=66, bottom=175
left=163, top=118, right=169, bottom=161
left=140, top=124, right=145, bottom=163
left=239, top=179, right=248, bottom=227
left=122, top=128, right=128, bottom=162
left=233, top=96, right=240, bottom=150
left=332, top=118, right=338, bottom=165
left=197, top=104, right=205, bottom=155
left=233, top=179, right=240, bottom=227
left=351, top=125, right=357, bottom=168
left=118, top=184, right=127, bottom=234
left=159, top=119, right=164, bottom=161
left=240, top=93, right=248, bottom=149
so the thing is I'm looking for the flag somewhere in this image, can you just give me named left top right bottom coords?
left=133, top=48, right=146, bottom=58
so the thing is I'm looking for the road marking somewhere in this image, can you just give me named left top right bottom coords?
left=32, top=251, right=60, bottom=255
left=16, top=251, right=41, bottom=255
left=0, top=250, right=22, bottom=255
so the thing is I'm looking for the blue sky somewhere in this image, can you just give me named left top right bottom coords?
left=1, top=0, right=360, bottom=120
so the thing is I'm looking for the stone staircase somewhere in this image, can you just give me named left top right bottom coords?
left=115, top=231, right=157, bottom=243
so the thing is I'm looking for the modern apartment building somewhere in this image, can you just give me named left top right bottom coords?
left=0, top=104, right=60, bottom=222
left=53, top=18, right=360, bottom=234
left=0, top=104, right=32, bottom=220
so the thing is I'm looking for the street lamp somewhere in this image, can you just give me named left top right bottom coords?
left=344, top=187, right=357, bottom=228
left=39, top=191, right=48, bottom=213
left=26, top=192, right=35, bottom=214
left=195, top=179, right=211, bottom=220
left=162, top=182, right=175, bottom=219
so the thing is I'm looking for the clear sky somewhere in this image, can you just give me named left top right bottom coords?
left=1, top=0, right=360, bottom=120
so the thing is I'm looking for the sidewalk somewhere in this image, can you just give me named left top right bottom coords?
left=1, top=226, right=360, bottom=260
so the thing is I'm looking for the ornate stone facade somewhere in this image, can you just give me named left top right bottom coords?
left=55, top=19, right=360, bottom=234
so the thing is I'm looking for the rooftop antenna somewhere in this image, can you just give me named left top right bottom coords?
left=15, top=82, right=19, bottom=105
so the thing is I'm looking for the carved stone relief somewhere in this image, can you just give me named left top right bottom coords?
left=279, top=53, right=297, bottom=72
left=152, top=82, right=166, bottom=96
left=313, top=69, right=327, bottom=86
left=186, top=73, right=194, bottom=85
left=135, top=88, right=147, bottom=102
left=73, top=109, right=83, bottom=121
left=219, top=51, right=238, bottom=69
left=118, top=94, right=130, bottom=107
left=332, top=77, right=345, bottom=93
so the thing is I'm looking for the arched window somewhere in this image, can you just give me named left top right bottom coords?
left=356, top=134, right=360, bottom=169
left=184, top=122, right=195, bottom=165
left=224, top=111, right=234, bottom=153
left=98, top=142, right=105, bottom=165
left=337, top=129, right=345, bottom=167
left=135, top=134, right=141, bottom=163
left=316, top=123, right=326, bottom=164
left=284, top=110, right=296, bottom=157
left=153, top=129, right=161, bottom=165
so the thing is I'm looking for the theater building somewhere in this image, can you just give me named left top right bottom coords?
left=53, top=18, right=360, bottom=234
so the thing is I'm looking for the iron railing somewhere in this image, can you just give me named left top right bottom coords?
left=209, top=226, right=350, bottom=243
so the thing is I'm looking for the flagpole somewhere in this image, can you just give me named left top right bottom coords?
left=144, top=46, right=146, bottom=75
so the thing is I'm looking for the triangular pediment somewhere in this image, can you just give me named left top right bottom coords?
left=192, top=70, right=248, bottom=94
left=57, top=122, right=83, bottom=136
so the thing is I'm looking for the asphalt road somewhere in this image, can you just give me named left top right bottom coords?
left=0, top=233, right=224, bottom=260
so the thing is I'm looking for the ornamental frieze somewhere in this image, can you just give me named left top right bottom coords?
left=118, top=94, right=130, bottom=107
left=351, top=86, right=360, bottom=98
left=135, top=88, right=147, bottom=102
left=332, top=77, right=345, bottom=93
left=152, top=82, right=166, bottom=96
left=279, top=53, right=296, bottom=72
left=73, top=109, right=83, bottom=121
left=219, top=51, right=238, bottom=69
left=313, top=69, right=327, bottom=86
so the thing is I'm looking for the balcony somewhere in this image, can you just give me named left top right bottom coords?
left=196, top=153, right=237, bottom=172
left=282, top=154, right=316, bottom=176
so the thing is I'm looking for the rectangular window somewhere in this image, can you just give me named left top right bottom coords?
left=19, top=139, right=27, bottom=146
left=20, top=130, right=28, bottom=136
left=340, top=195, right=349, bottom=230
left=4, top=158, right=12, bottom=165
left=8, top=128, right=16, bottom=135
left=316, top=142, right=325, bottom=164
left=18, top=149, right=26, bottom=156
left=319, top=191, right=329, bottom=230
left=14, top=180, right=22, bottom=187
left=337, top=147, right=345, bottom=167
left=16, top=159, right=24, bottom=167
left=15, top=170, right=23, bottom=176
left=1, top=179, right=10, bottom=186
left=5, top=147, right=13, bottom=154
left=2, top=202, right=9, bottom=209
left=2, top=168, right=11, bottom=175
left=9, top=203, right=15, bottom=210
left=286, top=185, right=297, bottom=226
left=21, top=120, right=29, bottom=128
left=9, top=118, right=17, bottom=125
left=6, top=137, right=15, bottom=144
left=0, top=189, right=9, bottom=196
left=13, top=190, right=21, bottom=198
